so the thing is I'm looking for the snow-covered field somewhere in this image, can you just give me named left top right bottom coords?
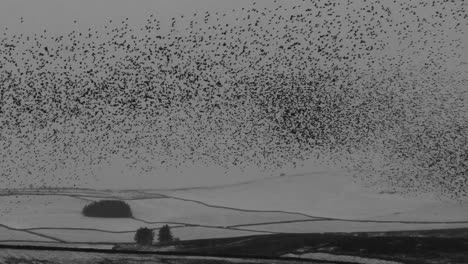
left=0, top=226, right=54, bottom=242
left=369, top=201, right=468, bottom=222
left=283, top=253, right=402, bottom=264
left=31, top=229, right=135, bottom=243
left=165, top=169, right=466, bottom=221
left=0, top=189, right=307, bottom=244
left=0, top=195, right=162, bottom=231
left=127, top=198, right=309, bottom=226
left=171, top=226, right=260, bottom=240
left=0, top=170, right=466, bottom=246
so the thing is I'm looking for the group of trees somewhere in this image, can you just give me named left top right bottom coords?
left=82, top=200, right=133, bottom=218
left=82, top=200, right=177, bottom=246
left=134, top=225, right=175, bottom=246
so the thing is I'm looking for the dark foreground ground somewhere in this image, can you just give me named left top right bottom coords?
left=0, top=245, right=346, bottom=264
left=1, top=229, right=467, bottom=264
left=115, top=228, right=468, bottom=264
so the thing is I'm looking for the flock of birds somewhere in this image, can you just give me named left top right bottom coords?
left=0, top=0, right=466, bottom=199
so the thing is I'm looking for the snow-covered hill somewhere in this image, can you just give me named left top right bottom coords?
left=164, top=168, right=448, bottom=220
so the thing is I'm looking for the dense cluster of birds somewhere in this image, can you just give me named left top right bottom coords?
left=0, top=0, right=466, bottom=199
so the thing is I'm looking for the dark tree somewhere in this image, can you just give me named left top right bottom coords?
left=134, top=227, right=154, bottom=246
left=158, top=225, right=173, bottom=243
left=82, top=200, right=133, bottom=218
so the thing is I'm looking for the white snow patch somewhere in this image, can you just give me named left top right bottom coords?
left=0, top=195, right=164, bottom=231
left=172, top=226, right=260, bottom=240
left=167, top=169, right=441, bottom=220
left=0, top=226, right=54, bottom=242
left=284, top=252, right=402, bottom=264
left=370, top=201, right=468, bottom=222
left=127, top=198, right=308, bottom=226
left=32, top=229, right=134, bottom=243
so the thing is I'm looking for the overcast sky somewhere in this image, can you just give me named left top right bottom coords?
left=0, top=0, right=465, bottom=190
left=1, top=0, right=267, bottom=33
left=1, top=0, right=465, bottom=63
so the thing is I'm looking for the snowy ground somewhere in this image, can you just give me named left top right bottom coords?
left=126, top=198, right=309, bottom=226
left=0, top=169, right=466, bottom=245
left=0, top=195, right=163, bottom=231
left=171, top=226, right=261, bottom=241
left=283, top=253, right=402, bottom=264
left=369, top=201, right=468, bottom=222
left=0, top=226, right=54, bottom=242
left=164, top=169, right=464, bottom=220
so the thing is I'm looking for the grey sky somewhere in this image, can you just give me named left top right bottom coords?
left=1, top=0, right=261, bottom=33
left=0, top=0, right=466, bottom=190
left=1, top=0, right=465, bottom=66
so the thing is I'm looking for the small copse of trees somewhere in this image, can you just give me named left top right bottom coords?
left=134, top=227, right=154, bottom=246
left=158, top=225, right=174, bottom=243
left=82, top=200, right=133, bottom=218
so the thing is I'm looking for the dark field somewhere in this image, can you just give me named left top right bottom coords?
left=2, top=229, right=468, bottom=264
left=114, top=229, right=468, bottom=264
